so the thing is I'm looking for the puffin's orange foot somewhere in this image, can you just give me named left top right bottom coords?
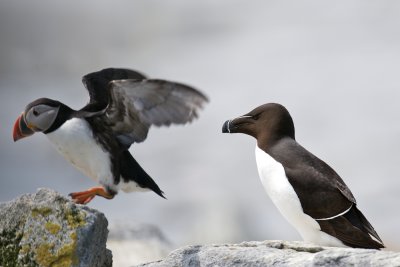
left=69, top=186, right=114, bottom=204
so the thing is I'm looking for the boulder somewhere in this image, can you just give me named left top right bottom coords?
left=138, top=240, right=400, bottom=267
left=0, top=188, right=112, bottom=267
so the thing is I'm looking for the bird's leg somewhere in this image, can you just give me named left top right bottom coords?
left=69, top=186, right=114, bottom=204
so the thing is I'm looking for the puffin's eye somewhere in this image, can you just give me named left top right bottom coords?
left=33, top=109, right=39, bottom=116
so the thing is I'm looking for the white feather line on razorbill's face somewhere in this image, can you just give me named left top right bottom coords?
left=46, top=118, right=115, bottom=190
left=254, top=145, right=347, bottom=247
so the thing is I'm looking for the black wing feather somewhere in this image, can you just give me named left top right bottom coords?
left=106, top=79, right=208, bottom=146
left=80, top=68, right=147, bottom=113
left=317, top=206, right=384, bottom=248
left=79, top=68, right=208, bottom=148
left=268, top=138, right=384, bottom=248
left=269, top=138, right=356, bottom=219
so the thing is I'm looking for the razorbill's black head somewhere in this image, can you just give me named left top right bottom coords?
left=13, top=68, right=208, bottom=204
left=222, top=103, right=294, bottom=146
left=222, top=103, right=384, bottom=249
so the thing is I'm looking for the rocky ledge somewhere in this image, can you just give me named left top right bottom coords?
left=0, top=188, right=112, bottom=267
left=138, top=240, right=400, bottom=267
left=2, top=189, right=400, bottom=267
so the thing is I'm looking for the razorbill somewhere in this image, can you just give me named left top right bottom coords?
left=13, top=68, right=208, bottom=204
left=222, top=103, right=384, bottom=249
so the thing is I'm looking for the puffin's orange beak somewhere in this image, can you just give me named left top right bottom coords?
left=13, top=113, right=34, bottom=142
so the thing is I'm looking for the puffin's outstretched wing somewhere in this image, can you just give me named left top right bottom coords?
left=106, top=79, right=208, bottom=146
left=80, top=68, right=208, bottom=147
left=81, top=68, right=147, bottom=113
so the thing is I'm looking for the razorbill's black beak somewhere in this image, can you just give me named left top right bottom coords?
left=222, top=120, right=231, bottom=133
left=13, top=113, right=35, bottom=142
left=222, top=115, right=254, bottom=134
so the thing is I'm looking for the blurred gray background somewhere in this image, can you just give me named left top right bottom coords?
left=1, top=0, right=399, bottom=251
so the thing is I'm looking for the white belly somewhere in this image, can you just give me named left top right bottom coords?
left=46, top=118, right=114, bottom=188
left=255, top=146, right=346, bottom=247
left=117, top=180, right=150, bottom=193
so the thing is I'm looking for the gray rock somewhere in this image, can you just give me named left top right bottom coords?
left=138, top=240, right=400, bottom=267
left=0, top=188, right=112, bottom=267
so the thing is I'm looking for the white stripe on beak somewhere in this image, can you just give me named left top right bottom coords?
left=237, top=115, right=252, bottom=119
left=226, top=115, right=252, bottom=133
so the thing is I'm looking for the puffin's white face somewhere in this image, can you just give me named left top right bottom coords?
left=13, top=102, right=61, bottom=141
left=24, top=104, right=60, bottom=132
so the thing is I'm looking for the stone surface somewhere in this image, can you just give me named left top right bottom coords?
left=138, top=240, right=400, bottom=267
left=0, top=188, right=112, bottom=267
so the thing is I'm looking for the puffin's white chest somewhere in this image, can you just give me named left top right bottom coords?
left=46, top=118, right=112, bottom=185
left=254, top=146, right=345, bottom=247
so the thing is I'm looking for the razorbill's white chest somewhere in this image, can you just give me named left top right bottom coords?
left=255, top=145, right=346, bottom=247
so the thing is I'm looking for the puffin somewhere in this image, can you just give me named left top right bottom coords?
left=13, top=68, right=208, bottom=204
left=222, top=103, right=384, bottom=249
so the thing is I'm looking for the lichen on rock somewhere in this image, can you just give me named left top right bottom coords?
left=0, top=228, right=23, bottom=267
left=44, top=222, right=61, bottom=235
left=31, top=207, right=53, bottom=218
left=34, top=239, right=77, bottom=267
left=0, top=188, right=112, bottom=267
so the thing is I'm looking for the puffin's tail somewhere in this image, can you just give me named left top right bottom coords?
left=120, top=150, right=166, bottom=199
